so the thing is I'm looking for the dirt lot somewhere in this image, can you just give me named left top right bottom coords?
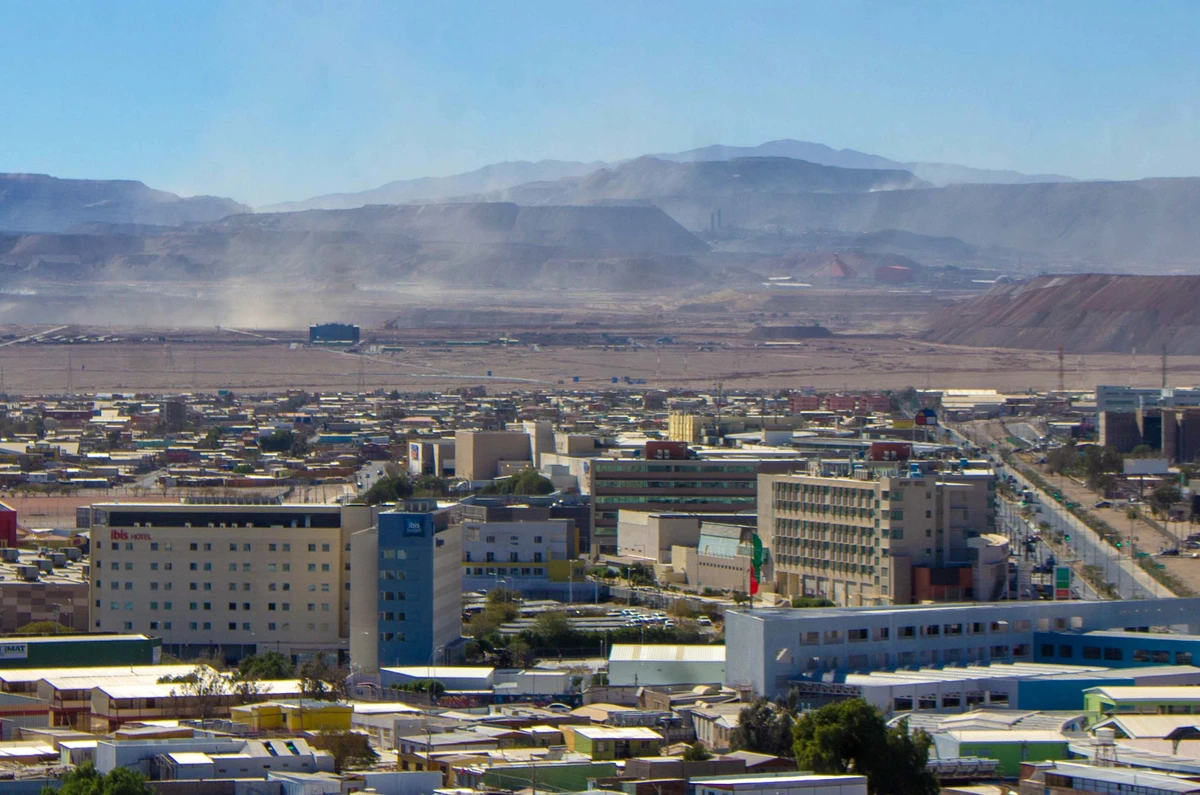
left=3, top=328, right=1199, bottom=395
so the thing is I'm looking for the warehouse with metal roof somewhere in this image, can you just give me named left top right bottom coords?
left=608, top=644, right=725, bottom=687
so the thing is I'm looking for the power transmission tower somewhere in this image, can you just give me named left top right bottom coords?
left=1162, top=344, right=1169, bottom=390
left=1057, top=347, right=1065, bottom=393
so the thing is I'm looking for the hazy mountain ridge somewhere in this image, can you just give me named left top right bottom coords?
left=654, top=139, right=1078, bottom=185
left=0, top=173, right=248, bottom=233
left=265, top=138, right=1072, bottom=213
left=0, top=202, right=706, bottom=290
left=225, top=202, right=705, bottom=253
left=920, top=274, right=1200, bottom=353
left=494, top=162, right=1200, bottom=269
left=487, top=156, right=930, bottom=206
left=257, top=160, right=606, bottom=213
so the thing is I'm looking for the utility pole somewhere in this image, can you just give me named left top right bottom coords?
left=715, top=381, right=724, bottom=444
left=1162, top=344, right=1169, bottom=390
left=66, top=351, right=73, bottom=396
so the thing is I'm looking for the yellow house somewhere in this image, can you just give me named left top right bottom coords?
left=565, top=726, right=663, bottom=760
left=230, top=700, right=352, bottom=732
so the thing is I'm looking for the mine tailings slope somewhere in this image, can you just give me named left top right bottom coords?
left=919, top=274, right=1200, bottom=354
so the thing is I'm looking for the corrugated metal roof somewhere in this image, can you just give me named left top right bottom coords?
left=1093, top=715, right=1200, bottom=739
left=608, top=644, right=725, bottom=663
left=1087, top=686, right=1200, bottom=701
left=0, top=664, right=199, bottom=685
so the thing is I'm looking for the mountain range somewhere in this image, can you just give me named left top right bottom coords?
left=7, top=138, right=1200, bottom=287
left=0, top=173, right=248, bottom=234
left=260, top=138, right=1075, bottom=213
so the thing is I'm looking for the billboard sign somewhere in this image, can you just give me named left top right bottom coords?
left=869, top=441, right=913, bottom=461
left=1124, top=458, right=1170, bottom=476
left=1054, top=566, right=1072, bottom=599
left=0, top=644, right=27, bottom=660
left=646, top=441, right=689, bottom=460
left=914, top=409, right=939, bottom=426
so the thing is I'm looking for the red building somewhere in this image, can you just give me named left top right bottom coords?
left=0, top=503, right=17, bottom=548
left=789, top=393, right=821, bottom=412
left=825, top=395, right=857, bottom=412
left=857, top=394, right=893, bottom=414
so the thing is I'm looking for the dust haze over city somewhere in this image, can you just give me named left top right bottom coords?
left=9, top=7, right=1200, bottom=792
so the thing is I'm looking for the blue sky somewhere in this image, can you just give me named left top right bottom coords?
left=2, top=0, right=1198, bottom=205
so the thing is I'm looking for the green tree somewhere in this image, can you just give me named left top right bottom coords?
left=465, top=610, right=502, bottom=639
left=197, top=428, right=223, bottom=449
left=14, top=620, right=79, bottom=635
left=1046, top=439, right=1077, bottom=474
left=481, top=468, right=554, bottom=496
left=45, top=763, right=153, bottom=795
left=1150, top=481, right=1183, bottom=520
left=792, top=699, right=937, bottom=795
left=232, top=463, right=255, bottom=475
left=682, top=741, right=712, bottom=761
left=299, top=654, right=347, bottom=701
left=310, top=730, right=379, bottom=773
left=531, top=611, right=575, bottom=647
left=363, top=475, right=414, bottom=505
left=511, top=468, right=554, bottom=495
left=414, top=474, right=449, bottom=497
left=259, top=429, right=296, bottom=454
left=730, top=699, right=795, bottom=758
left=166, top=665, right=230, bottom=719
left=237, top=650, right=294, bottom=681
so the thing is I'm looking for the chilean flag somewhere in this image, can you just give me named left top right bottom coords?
left=749, top=565, right=759, bottom=595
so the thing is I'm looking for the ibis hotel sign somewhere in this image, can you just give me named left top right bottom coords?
left=110, top=529, right=152, bottom=541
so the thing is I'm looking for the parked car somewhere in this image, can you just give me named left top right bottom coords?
left=696, top=616, right=713, bottom=626
left=1095, top=500, right=1113, bottom=509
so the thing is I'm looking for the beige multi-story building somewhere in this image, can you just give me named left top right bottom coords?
left=88, top=502, right=375, bottom=663
left=759, top=463, right=1003, bottom=606
left=455, top=430, right=532, bottom=484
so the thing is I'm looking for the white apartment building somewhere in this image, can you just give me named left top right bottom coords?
left=758, top=462, right=1001, bottom=606
left=88, top=502, right=375, bottom=663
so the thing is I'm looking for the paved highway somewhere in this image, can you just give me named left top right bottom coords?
left=950, top=423, right=1167, bottom=599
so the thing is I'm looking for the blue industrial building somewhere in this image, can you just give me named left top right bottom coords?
left=725, top=597, right=1200, bottom=698
left=1033, top=629, right=1200, bottom=668
left=309, top=323, right=360, bottom=344
left=349, top=504, right=463, bottom=673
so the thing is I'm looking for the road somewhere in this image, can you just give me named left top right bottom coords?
left=951, top=423, right=1167, bottom=599
left=0, top=325, right=70, bottom=349
left=354, top=461, right=390, bottom=495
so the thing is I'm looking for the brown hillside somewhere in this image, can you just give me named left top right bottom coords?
left=920, top=274, right=1200, bottom=354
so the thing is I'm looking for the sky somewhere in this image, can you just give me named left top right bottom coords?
left=2, top=0, right=1199, bottom=206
